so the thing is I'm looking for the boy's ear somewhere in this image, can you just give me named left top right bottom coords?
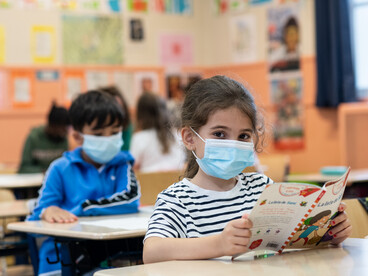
left=72, top=130, right=84, bottom=146
left=181, top=127, right=196, bottom=151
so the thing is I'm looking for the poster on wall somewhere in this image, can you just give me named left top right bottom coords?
left=11, top=70, right=34, bottom=107
left=267, top=4, right=300, bottom=73
left=134, top=72, right=159, bottom=99
left=113, top=71, right=135, bottom=107
left=0, top=25, right=5, bottom=63
left=63, top=70, right=86, bottom=103
left=130, top=18, right=144, bottom=41
left=160, top=34, right=193, bottom=65
left=152, top=0, right=193, bottom=15
left=212, top=0, right=229, bottom=15
left=62, top=15, right=123, bottom=65
left=31, top=25, right=56, bottom=64
left=86, top=70, right=110, bottom=90
left=270, top=74, right=304, bottom=150
left=229, top=14, right=257, bottom=63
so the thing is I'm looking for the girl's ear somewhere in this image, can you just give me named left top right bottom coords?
left=181, top=126, right=196, bottom=151
left=72, top=130, right=84, bottom=146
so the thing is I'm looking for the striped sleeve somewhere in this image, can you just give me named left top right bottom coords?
left=144, top=193, right=188, bottom=241
left=80, top=164, right=140, bottom=216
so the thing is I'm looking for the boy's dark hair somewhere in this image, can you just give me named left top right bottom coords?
left=48, top=102, right=70, bottom=126
left=99, top=86, right=131, bottom=129
left=69, top=90, right=124, bottom=132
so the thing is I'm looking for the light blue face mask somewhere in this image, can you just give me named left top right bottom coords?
left=191, top=128, right=255, bottom=180
left=82, top=132, right=123, bottom=164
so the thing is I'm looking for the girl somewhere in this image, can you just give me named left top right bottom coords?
left=143, top=75, right=352, bottom=263
left=130, top=92, right=186, bottom=173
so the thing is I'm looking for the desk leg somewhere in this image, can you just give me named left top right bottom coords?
left=60, top=241, right=76, bottom=276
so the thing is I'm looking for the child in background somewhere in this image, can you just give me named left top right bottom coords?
left=100, top=86, right=134, bottom=151
left=18, top=103, right=70, bottom=174
left=143, top=75, right=352, bottom=263
left=130, top=92, right=186, bottom=173
left=27, top=91, right=140, bottom=275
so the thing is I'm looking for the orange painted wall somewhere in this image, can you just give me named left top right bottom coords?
left=185, top=57, right=341, bottom=173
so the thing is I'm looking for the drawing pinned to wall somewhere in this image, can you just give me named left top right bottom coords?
left=130, top=18, right=144, bottom=41
left=11, top=70, right=34, bottom=107
left=229, top=14, right=257, bottom=63
left=127, top=0, right=148, bottom=12
left=134, top=72, right=159, bottom=96
left=0, top=26, right=5, bottom=63
left=85, top=70, right=110, bottom=90
left=63, top=70, right=85, bottom=102
left=268, top=4, right=300, bottom=73
left=106, top=0, right=121, bottom=12
left=0, top=0, right=12, bottom=8
left=31, top=25, right=56, bottom=64
left=62, top=15, right=123, bottom=65
left=160, top=34, right=193, bottom=65
left=270, top=74, right=304, bottom=150
left=153, top=0, right=193, bottom=15
left=166, top=74, right=185, bottom=101
left=113, top=71, right=135, bottom=107
left=213, top=0, right=229, bottom=15
left=229, top=0, right=248, bottom=13
left=250, top=0, right=272, bottom=5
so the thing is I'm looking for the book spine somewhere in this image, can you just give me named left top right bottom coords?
left=277, top=189, right=327, bottom=254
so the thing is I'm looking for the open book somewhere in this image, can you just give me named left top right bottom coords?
left=247, top=167, right=351, bottom=254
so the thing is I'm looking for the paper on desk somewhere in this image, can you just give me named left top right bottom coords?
left=80, top=217, right=149, bottom=230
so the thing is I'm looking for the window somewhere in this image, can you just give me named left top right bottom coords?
left=350, top=0, right=368, bottom=99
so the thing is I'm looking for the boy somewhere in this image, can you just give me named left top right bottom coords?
left=18, top=103, right=70, bottom=174
left=28, top=90, right=140, bottom=275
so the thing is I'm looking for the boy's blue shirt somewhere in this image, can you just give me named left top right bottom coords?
left=28, top=147, right=140, bottom=221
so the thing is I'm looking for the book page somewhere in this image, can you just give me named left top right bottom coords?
left=248, top=182, right=324, bottom=253
left=286, top=168, right=350, bottom=250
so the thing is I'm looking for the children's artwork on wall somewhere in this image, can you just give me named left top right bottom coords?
left=62, top=15, right=123, bottom=65
left=127, top=0, right=148, bottom=12
left=267, top=4, right=300, bottom=73
left=130, top=18, right=144, bottom=41
left=113, top=71, right=135, bottom=107
left=166, top=74, right=185, bottom=101
left=86, top=70, right=110, bottom=90
left=0, top=25, right=5, bottom=63
left=11, top=70, right=34, bottom=107
left=212, top=0, right=229, bottom=15
left=160, top=34, right=193, bottom=65
left=229, top=0, right=249, bottom=13
left=152, top=0, right=193, bottom=15
left=229, top=14, right=257, bottom=63
left=250, top=0, right=272, bottom=5
left=270, top=74, right=304, bottom=150
left=134, top=71, right=159, bottom=96
left=63, top=70, right=86, bottom=103
left=31, top=25, right=56, bottom=64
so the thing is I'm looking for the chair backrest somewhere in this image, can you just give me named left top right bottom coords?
left=136, top=170, right=183, bottom=206
left=258, top=154, right=290, bottom=183
left=343, top=198, right=368, bottom=238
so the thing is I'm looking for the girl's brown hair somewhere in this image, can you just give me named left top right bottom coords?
left=136, top=92, right=174, bottom=154
left=181, top=75, right=265, bottom=178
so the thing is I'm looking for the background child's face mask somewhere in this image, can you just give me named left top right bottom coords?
left=82, top=132, right=123, bottom=164
left=191, top=128, right=255, bottom=180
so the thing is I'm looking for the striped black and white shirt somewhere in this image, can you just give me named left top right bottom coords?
left=144, top=172, right=272, bottom=240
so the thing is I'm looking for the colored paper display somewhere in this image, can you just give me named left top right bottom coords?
left=127, top=0, right=148, bottom=12
left=160, top=34, right=193, bottom=65
left=31, top=26, right=56, bottom=64
left=153, top=0, right=193, bottom=15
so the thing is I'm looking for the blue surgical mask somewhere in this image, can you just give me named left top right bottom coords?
left=191, top=128, right=255, bottom=180
left=82, top=132, right=123, bottom=164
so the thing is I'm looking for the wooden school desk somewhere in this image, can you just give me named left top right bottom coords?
left=0, top=173, right=43, bottom=189
left=94, top=238, right=368, bottom=276
left=7, top=206, right=153, bottom=276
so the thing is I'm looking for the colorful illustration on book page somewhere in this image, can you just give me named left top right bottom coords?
left=286, top=168, right=350, bottom=250
left=248, top=182, right=324, bottom=253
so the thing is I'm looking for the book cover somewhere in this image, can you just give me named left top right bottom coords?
left=247, top=168, right=351, bottom=254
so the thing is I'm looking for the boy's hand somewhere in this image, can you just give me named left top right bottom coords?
left=42, top=206, right=78, bottom=223
left=329, top=202, right=352, bottom=245
left=218, top=213, right=252, bottom=256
